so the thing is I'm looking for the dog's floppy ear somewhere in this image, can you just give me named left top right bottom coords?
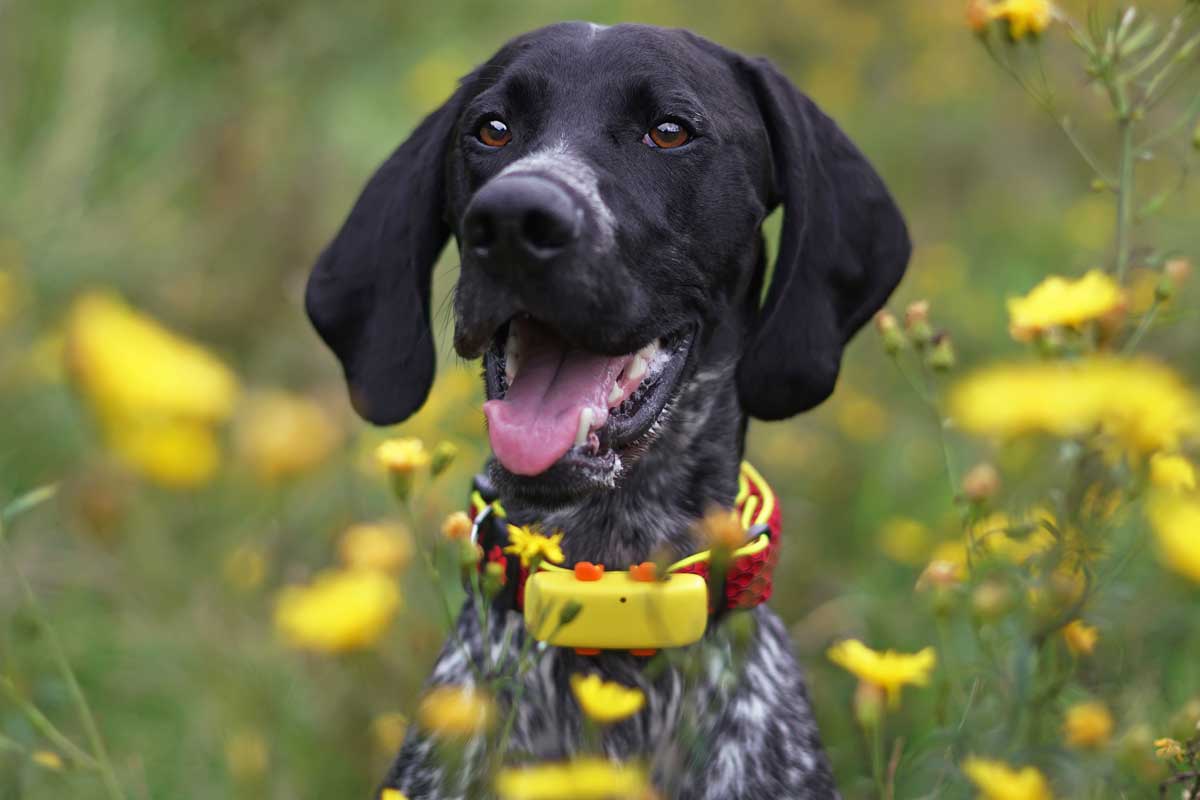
left=736, top=57, right=910, bottom=421
left=305, top=86, right=469, bottom=425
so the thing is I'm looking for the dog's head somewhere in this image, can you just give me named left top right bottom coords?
left=307, top=22, right=909, bottom=499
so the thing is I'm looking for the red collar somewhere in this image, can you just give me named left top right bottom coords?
left=468, top=462, right=782, bottom=618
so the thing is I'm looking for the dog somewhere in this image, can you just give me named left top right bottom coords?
left=306, top=21, right=909, bottom=799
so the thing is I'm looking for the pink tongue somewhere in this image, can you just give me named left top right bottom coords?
left=484, top=321, right=630, bottom=476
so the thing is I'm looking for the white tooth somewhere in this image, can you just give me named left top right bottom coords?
left=627, top=355, right=647, bottom=383
left=505, top=353, right=520, bottom=385
left=608, top=384, right=623, bottom=406
left=575, top=407, right=594, bottom=446
left=637, top=342, right=658, bottom=360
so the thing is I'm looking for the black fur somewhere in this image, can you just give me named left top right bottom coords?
left=306, top=21, right=910, bottom=799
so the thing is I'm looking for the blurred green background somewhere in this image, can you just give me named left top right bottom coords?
left=1, top=1, right=1198, bottom=798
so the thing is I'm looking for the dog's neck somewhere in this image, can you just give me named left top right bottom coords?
left=496, top=363, right=745, bottom=567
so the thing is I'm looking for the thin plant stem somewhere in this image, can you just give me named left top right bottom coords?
left=1115, top=118, right=1137, bottom=284
left=0, top=676, right=100, bottom=769
left=1123, top=301, right=1161, bottom=355
left=0, top=517, right=126, bottom=800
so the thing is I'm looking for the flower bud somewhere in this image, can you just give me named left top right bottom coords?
left=926, top=332, right=957, bottom=372
left=971, top=581, right=1012, bottom=621
left=482, top=561, right=506, bottom=597
left=429, top=441, right=458, bottom=476
left=875, top=310, right=906, bottom=355
left=904, top=301, right=934, bottom=347
left=962, top=463, right=1001, bottom=503
left=441, top=511, right=473, bottom=542
left=966, top=0, right=992, bottom=34
left=459, top=539, right=482, bottom=570
left=1165, top=257, right=1192, bottom=286
left=853, top=681, right=885, bottom=731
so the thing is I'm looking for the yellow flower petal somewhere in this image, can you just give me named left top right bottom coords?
left=1150, top=453, right=1197, bottom=493
left=339, top=522, right=413, bottom=574
left=963, top=756, right=1053, bottom=800
left=496, top=757, right=648, bottom=800
left=274, top=569, right=401, bottom=652
left=826, top=640, right=936, bottom=707
left=1062, top=701, right=1114, bottom=749
left=416, top=686, right=495, bottom=739
left=570, top=674, right=646, bottom=724
left=1146, top=492, right=1200, bottom=583
left=235, top=391, right=342, bottom=481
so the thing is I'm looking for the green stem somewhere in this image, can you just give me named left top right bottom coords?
left=1115, top=117, right=1136, bottom=284
left=1123, top=301, right=1161, bottom=355
left=871, top=716, right=886, bottom=799
left=0, top=676, right=100, bottom=769
left=0, top=519, right=125, bottom=799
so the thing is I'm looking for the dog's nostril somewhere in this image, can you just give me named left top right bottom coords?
left=520, top=207, right=573, bottom=252
left=464, top=211, right=496, bottom=252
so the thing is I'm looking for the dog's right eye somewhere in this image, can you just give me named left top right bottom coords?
left=478, top=119, right=512, bottom=148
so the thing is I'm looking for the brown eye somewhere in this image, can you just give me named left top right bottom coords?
left=646, top=120, right=690, bottom=149
left=478, top=118, right=512, bottom=147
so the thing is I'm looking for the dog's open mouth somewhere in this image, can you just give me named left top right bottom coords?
left=482, top=317, right=694, bottom=476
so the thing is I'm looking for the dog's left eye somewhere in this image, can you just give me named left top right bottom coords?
left=644, top=120, right=691, bottom=149
left=478, top=118, right=512, bottom=148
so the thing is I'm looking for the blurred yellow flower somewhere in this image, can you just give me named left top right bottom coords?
left=698, top=506, right=745, bottom=551
left=950, top=358, right=1200, bottom=456
left=381, top=790, right=409, bottom=800
left=441, top=511, right=474, bottom=541
left=570, top=674, right=646, bottom=724
left=879, top=517, right=932, bottom=565
left=274, top=569, right=401, bottom=652
left=339, top=522, right=413, bottom=574
left=417, top=685, right=495, bottom=739
left=371, top=712, right=408, bottom=755
left=826, top=639, right=936, bottom=707
left=987, top=0, right=1055, bottom=41
left=30, top=750, right=64, bottom=771
left=505, top=525, right=565, bottom=567
left=225, top=729, right=268, bottom=780
left=1062, top=701, right=1114, bottom=749
left=495, top=757, right=648, bottom=800
left=1062, top=620, right=1098, bottom=656
left=223, top=544, right=267, bottom=591
left=430, top=440, right=459, bottom=475
left=1150, top=453, right=1196, bottom=493
left=105, top=418, right=224, bottom=488
left=1146, top=492, right=1200, bottom=583
left=1154, top=737, right=1185, bottom=762
left=376, top=437, right=431, bottom=473
left=235, top=391, right=341, bottom=481
left=963, top=757, right=1053, bottom=800
left=65, top=291, right=240, bottom=487
left=970, top=511, right=1055, bottom=565
left=1008, top=271, right=1124, bottom=341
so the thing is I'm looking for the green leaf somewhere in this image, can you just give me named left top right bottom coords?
left=1, top=484, right=59, bottom=526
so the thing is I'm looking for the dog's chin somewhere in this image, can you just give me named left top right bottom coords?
left=481, top=318, right=696, bottom=505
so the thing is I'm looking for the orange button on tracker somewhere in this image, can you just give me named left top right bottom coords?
left=574, top=562, right=605, bottom=581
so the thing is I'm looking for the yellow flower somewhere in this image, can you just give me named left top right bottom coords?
left=879, top=517, right=932, bottom=565
left=31, top=750, right=64, bottom=771
left=1154, top=737, right=1185, bottom=762
left=1007, top=271, right=1124, bottom=341
left=1062, top=620, right=1098, bottom=656
left=1146, top=492, right=1200, bottom=583
left=570, top=674, right=646, bottom=724
left=376, top=437, right=431, bottom=473
left=371, top=712, right=408, bottom=755
left=1063, top=701, right=1114, bottom=749
left=969, top=510, right=1056, bottom=565
left=225, top=729, right=269, bottom=780
left=963, top=757, right=1053, bottom=800
left=950, top=358, right=1200, bottom=456
left=826, top=640, right=936, bottom=707
left=967, top=0, right=994, bottom=33
left=235, top=391, right=341, bottom=481
left=381, top=790, right=410, bottom=800
left=64, top=291, right=240, bottom=487
left=504, top=524, right=565, bottom=567
left=339, top=522, right=413, bottom=574
left=441, top=511, right=474, bottom=541
left=223, top=545, right=267, bottom=591
left=416, top=685, right=495, bottom=739
left=1150, top=453, right=1196, bottom=493
left=274, top=569, right=401, bottom=652
left=986, top=0, right=1055, bottom=41
left=495, top=757, right=648, bottom=800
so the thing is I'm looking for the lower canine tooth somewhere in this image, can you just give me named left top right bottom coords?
left=575, top=408, right=594, bottom=447
left=505, top=354, right=519, bottom=386
left=627, top=355, right=647, bottom=382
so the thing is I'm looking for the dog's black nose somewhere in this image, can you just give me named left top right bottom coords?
left=462, top=175, right=579, bottom=269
